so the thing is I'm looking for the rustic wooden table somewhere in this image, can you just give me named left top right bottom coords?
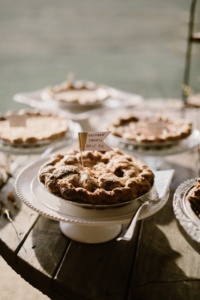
left=0, top=106, right=200, bottom=300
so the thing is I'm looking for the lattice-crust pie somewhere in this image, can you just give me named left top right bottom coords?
left=0, top=110, right=69, bottom=147
left=39, top=149, right=154, bottom=205
left=186, top=178, right=200, bottom=219
left=42, top=80, right=110, bottom=106
left=109, top=115, right=192, bottom=144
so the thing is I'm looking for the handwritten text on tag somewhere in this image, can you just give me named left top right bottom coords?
left=78, top=131, right=112, bottom=152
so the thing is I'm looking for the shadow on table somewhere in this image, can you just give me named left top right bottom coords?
left=130, top=221, right=200, bottom=300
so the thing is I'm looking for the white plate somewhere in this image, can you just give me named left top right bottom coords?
left=173, top=178, right=200, bottom=243
left=34, top=176, right=159, bottom=218
left=13, top=88, right=143, bottom=121
left=109, top=129, right=200, bottom=157
left=0, top=120, right=81, bottom=155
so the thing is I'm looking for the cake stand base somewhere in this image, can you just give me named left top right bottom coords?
left=59, top=222, right=122, bottom=244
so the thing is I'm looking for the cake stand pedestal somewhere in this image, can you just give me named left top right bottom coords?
left=59, top=222, right=122, bottom=243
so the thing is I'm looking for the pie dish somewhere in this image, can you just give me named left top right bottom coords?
left=108, top=115, right=192, bottom=145
left=0, top=109, right=69, bottom=147
left=38, top=149, right=155, bottom=205
left=42, top=79, right=110, bottom=107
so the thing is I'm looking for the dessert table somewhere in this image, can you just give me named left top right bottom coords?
left=0, top=104, right=200, bottom=300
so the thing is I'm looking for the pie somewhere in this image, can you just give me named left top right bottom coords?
left=186, top=93, right=200, bottom=108
left=0, top=110, right=69, bottom=147
left=186, top=178, right=200, bottom=219
left=108, top=115, right=192, bottom=144
left=42, top=79, right=110, bottom=106
left=38, top=149, right=154, bottom=205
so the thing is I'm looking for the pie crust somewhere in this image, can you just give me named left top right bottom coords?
left=42, top=80, right=110, bottom=106
left=38, top=149, right=154, bottom=205
left=0, top=110, right=69, bottom=147
left=186, top=179, right=200, bottom=219
left=108, top=115, right=192, bottom=144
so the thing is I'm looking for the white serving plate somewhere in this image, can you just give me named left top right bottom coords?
left=35, top=176, right=158, bottom=219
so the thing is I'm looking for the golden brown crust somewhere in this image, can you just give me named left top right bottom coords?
left=39, top=149, right=154, bottom=205
left=0, top=110, right=68, bottom=147
left=187, top=179, right=200, bottom=219
left=109, top=115, right=192, bottom=144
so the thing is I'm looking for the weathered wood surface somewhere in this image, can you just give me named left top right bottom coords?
left=128, top=158, right=200, bottom=300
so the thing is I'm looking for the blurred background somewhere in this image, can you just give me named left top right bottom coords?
left=0, top=1, right=200, bottom=299
left=0, top=0, right=200, bottom=113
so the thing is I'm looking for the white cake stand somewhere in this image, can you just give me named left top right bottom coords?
left=15, top=159, right=173, bottom=243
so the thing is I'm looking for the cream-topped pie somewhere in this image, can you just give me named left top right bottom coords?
left=186, top=178, right=200, bottom=219
left=108, top=115, right=192, bottom=144
left=0, top=110, right=69, bottom=147
left=42, top=79, right=110, bottom=106
left=38, top=149, right=154, bottom=205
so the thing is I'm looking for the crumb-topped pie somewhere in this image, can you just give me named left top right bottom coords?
left=38, top=149, right=154, bottom=205
left=108, top=115, right=192, bottom=144
left=42, top=79, right=110, bottom=106
left=186, top=178, right=200, bottom=219
left=0, top=110, right=69, bottom=147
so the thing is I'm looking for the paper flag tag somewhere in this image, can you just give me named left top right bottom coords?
left=78, top=131, right=112, bottom=151
left=8, top=115, right=27, bottom=127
